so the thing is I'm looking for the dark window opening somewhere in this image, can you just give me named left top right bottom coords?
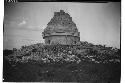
left=48, top=40, right=50, bottom=44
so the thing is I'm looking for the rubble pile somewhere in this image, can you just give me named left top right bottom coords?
left=4, top=42, right=120, bottom=64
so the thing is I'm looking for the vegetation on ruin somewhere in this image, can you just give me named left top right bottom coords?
left=3, top=41, right=121, bottom=82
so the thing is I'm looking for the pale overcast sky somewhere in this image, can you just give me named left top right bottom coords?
left=4, top=2, right=120, bottom=49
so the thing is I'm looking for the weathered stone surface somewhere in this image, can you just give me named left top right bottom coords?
left=42, top=10, right=80, bottom=45
left=45, top=36, right=80, bottom=45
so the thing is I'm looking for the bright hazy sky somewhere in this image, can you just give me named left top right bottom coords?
left=4, top=2, right=120, bottom=49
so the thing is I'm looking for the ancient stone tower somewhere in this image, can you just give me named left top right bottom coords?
left=42, top=10, right=80, bottom=45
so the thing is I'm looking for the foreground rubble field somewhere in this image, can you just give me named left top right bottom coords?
left=3, top=42, right=121, bottom=82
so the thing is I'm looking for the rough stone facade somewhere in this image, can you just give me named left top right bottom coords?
left=45, top=36, right=80, bottom=45
left=42, top=10, right=80, bottom=45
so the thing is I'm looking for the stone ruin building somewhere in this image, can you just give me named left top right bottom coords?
left=42, top=10, right=80, bottom=45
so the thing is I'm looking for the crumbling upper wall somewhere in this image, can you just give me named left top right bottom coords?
left=42, top=10, right=80, bottom=45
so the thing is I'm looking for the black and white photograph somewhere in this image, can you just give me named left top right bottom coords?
left=3, top=2, right=121, bottom=82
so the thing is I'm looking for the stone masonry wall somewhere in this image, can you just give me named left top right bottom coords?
left=45, top=35, right=80, bottom=45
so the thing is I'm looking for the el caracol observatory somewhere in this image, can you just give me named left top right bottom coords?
left=42, top=10, right=80, bottom=45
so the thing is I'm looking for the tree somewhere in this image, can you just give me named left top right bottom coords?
left=13, top=48, right=17, bottom=52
